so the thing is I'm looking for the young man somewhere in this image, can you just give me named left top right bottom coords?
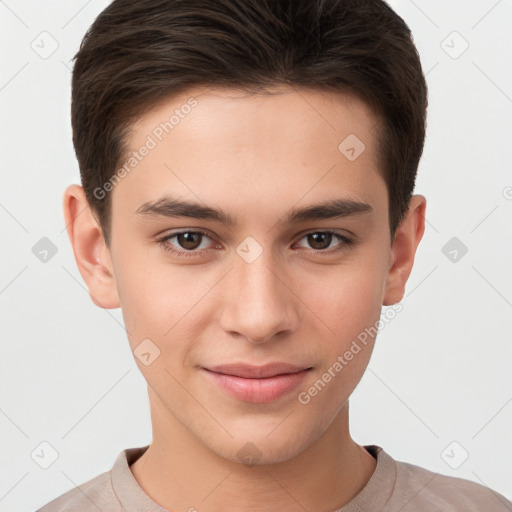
left=38, top=0, right=511, bottom=510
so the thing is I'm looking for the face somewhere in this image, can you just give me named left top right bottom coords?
left=104, top=86, right=395, bottom=464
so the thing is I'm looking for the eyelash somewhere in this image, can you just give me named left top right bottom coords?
left=156, top=229, right=354, bottom=259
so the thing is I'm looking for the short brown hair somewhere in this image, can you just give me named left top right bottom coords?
left=71, top=0, right=428, bottom=247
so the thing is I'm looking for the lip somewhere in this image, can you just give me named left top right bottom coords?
left=201, top=363, right=312, bottom=403
left=206, top=362, right=311, bottom=379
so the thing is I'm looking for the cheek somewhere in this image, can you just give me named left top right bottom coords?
left=295, top=264, right=384, bottom=415
left=304, top=255, right=386, bottom=341
left=113, top=253, right=214, bottom=355
left=110, top=248, right=169, bottom=344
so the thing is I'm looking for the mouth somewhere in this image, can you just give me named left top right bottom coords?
left=204, top=362, right=313, bottom=379
left=201, top=363, right=313, bottom=403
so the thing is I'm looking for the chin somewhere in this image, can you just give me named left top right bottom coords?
left=207, top=420, right=322, bottom=467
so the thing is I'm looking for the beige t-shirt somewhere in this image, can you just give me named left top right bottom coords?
left=36, top=445, right=512, bottom=511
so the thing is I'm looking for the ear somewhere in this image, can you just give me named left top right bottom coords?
left=383, top=195, right=426, bottom=306
left=62, top=184, right=120, bottom=309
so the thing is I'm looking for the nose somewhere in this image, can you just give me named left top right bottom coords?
left=218, top=248, right=300, bottom=344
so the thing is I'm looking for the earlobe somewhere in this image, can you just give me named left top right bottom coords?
left=62, top=184, right=120, bottom=309
left=383, top=195, right=426, bottom=306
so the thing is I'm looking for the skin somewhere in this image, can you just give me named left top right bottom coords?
left=63, top=85, right=425, bottom=511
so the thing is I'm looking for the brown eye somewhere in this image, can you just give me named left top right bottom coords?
left=307, top=232, right=333, bottom=250
left=295, top=231, right=353, bottom=253
left=176, top=232, right=203, bottom=250
left=158, top=230, right=216, bottom=257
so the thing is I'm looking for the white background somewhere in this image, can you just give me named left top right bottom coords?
left=0, top=0, right=511, bottom=510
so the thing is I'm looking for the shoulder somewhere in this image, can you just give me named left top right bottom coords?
left=385, top=454, right=512, bottom=511
left=35, top=470, right=121, bottom=512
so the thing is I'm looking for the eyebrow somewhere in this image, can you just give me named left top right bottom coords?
left=135, top=195, right=373, bottom=225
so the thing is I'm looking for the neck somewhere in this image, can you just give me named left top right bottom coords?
left=130, top=390, right=376, bottom=512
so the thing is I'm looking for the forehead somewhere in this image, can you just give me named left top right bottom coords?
left=111, top=85, right=386, bottom=220
left=132, top=84, right=381, bottom=152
